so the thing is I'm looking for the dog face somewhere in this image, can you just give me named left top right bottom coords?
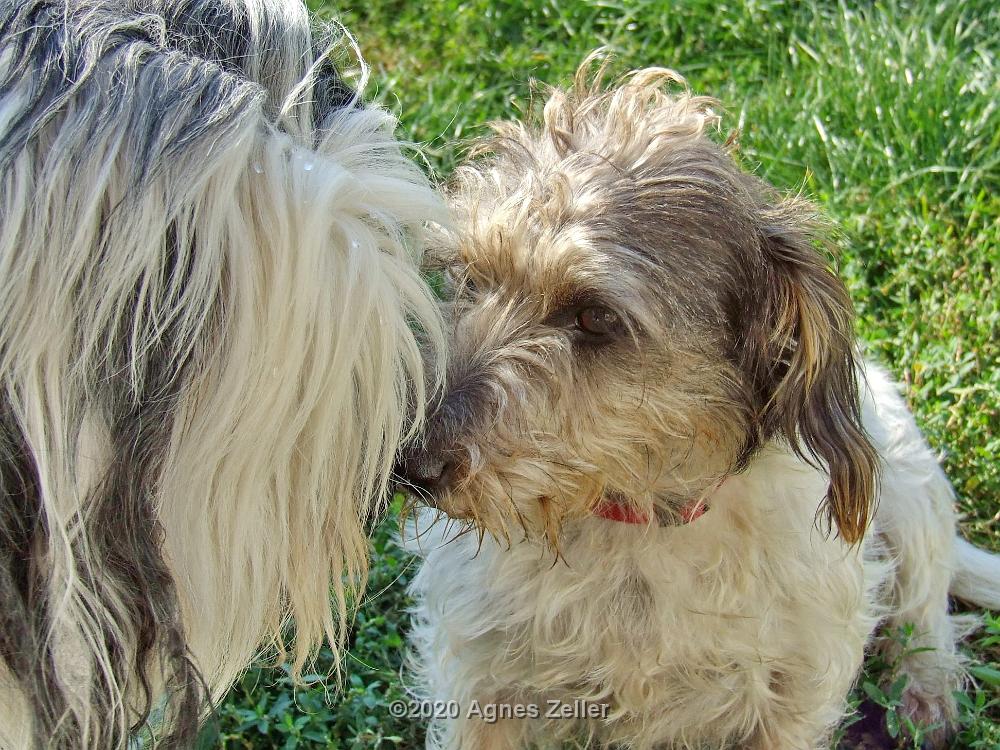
left=401, top=59, right=877, bottom=549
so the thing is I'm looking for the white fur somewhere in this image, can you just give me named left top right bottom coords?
left=407, top=364, right=997, bottom=749
left=1, top=121, right=442, bottom=745
left=0, top=1, right=445, bottom=744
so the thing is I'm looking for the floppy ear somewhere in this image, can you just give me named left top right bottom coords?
left=743, top=198, right=879, bottom=544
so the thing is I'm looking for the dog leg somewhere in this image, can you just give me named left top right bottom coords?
left=744, top=736, right=819, bottom=750
left=455, top=718, right=529, bottom=750
left=744, top=688, right=847, bottom=750
left=865, top=370, right=971, bottom=747
left=876, top=491, right=966, bottom=750
left=428, top=708, right=531, bottom=750
left=421, top=688, right=537, bottom=750
left=755, top=719, right=840, bottom=749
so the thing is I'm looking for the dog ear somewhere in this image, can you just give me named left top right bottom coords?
left=742, top=198, right=879, bottom=544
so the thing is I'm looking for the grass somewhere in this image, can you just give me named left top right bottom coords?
left=202, top=0, right=999, bottom=747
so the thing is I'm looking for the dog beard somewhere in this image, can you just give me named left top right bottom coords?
left=0, top=1, right=444, bottom=747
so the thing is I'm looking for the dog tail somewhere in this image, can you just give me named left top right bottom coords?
left=951, top=537, right=1000, bottom=611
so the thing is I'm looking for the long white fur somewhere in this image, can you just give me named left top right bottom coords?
left=407, top=364, right=996, bottom=749
left=952, top=541, right=1000, bottom=611
left=0, top=1, right=445, bottom=745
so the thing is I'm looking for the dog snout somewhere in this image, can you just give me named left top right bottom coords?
left=397, top=446, right=456, bottom=496
left=397, top=379, right=483, bottom=498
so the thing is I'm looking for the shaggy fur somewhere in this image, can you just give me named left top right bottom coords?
left=401, top=58, right=1000, bottom=749
left=0, top=1, right=443, bottom=747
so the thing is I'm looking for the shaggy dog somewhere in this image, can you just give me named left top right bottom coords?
left=0, top=1, right=443, bottom=747
left=400, top=59, right=1000, bottom=749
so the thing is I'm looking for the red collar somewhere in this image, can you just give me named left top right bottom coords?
left=592, top=499, right=653, bottom=525
left=593, top=493, right=713, bottom=526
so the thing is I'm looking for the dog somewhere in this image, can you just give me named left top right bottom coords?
left=0, top=1, right=444, bottom=747
left=399, top=58, right=1000, bottom=749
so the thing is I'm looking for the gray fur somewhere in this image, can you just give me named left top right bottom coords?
left=0, top=1, right=382, bottom=746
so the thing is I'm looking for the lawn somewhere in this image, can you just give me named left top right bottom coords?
left=201, top=1, right=999, bottom=747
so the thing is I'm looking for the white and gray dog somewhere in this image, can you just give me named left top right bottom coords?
left=401, top=59, right=1000, bottom=749
left=0, top=0, right=443, bottom=747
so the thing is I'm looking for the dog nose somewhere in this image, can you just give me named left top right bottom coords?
left=396, top=450, right=455, bottom=495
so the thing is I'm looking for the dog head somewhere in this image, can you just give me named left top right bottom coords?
left=400, top=56, right=877, bottom=549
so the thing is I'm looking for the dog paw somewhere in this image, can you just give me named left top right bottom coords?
left=899, top=686, right=954, bottom=749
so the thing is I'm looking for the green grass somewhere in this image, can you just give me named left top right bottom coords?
left=203, top=0, right=999, bottom=747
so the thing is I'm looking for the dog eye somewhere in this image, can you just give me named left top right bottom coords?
left=575, top=306, right=621, bottom=336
